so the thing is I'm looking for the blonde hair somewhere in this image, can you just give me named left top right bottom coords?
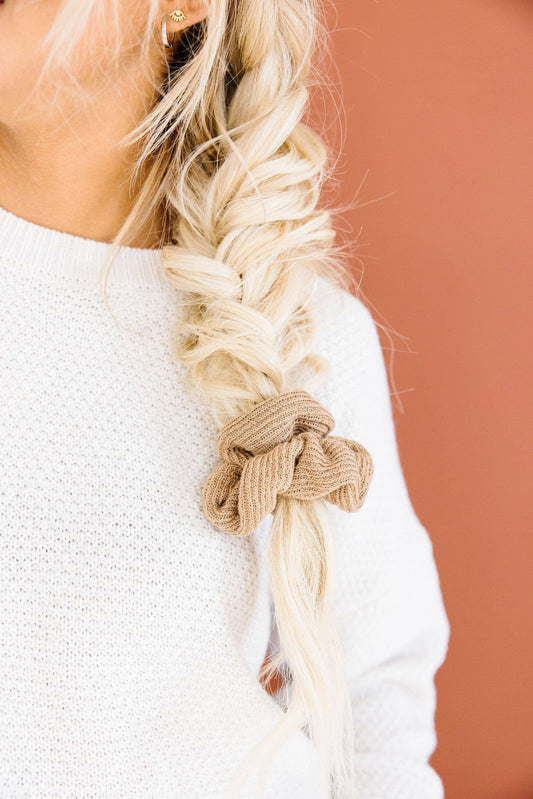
left=32, top=1, right=370, bottom=795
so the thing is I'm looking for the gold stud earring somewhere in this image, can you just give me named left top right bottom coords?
left=169, top=9, right=186, bottom=23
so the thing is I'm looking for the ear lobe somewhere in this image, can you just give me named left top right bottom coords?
left=187, top=3, right=211, bottom=25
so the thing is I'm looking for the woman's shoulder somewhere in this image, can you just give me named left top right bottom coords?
left=312, top=272, right=374, bottom=332
left=307, top=272, right=387, bottom=436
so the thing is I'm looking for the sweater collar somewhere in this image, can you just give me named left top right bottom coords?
left=0, top=203, right=170, bottom=291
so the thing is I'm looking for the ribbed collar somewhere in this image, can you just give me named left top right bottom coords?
left=0, top=203, right=170, bottom=291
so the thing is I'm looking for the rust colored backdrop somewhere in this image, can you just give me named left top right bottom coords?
left=311, top=1, right=531, bottom=797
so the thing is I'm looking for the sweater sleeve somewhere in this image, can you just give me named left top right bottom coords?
left=267, top=282, right=451, bottom=798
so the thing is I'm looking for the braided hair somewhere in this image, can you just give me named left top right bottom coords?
left=38, top=1, right=366, bottom=795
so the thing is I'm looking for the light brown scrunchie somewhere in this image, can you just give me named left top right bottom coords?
left=202, top=389, right=374, bottom=536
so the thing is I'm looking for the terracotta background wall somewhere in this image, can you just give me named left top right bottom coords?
left=318, top=1, right=532, bottom=797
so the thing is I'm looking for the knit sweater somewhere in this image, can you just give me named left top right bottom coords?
left=0, top=204, right=450, bottom=799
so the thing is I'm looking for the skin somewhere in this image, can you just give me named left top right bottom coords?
left=0, top=0, right=209, bottom=248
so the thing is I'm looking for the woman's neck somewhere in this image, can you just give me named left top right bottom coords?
left=0, top=84, right=164, bottom=249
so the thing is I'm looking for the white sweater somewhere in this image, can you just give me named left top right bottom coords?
left=0, top=204, right=450, bottom=799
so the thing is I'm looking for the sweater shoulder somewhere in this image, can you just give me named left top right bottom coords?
left=312, top=273, right=374, bottom=334
left=306, top=273, right=384, bottom=427
left=310, top=273, right=378, bottom=377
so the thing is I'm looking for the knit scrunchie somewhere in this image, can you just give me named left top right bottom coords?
left=202, top=389, right=374, bottom=536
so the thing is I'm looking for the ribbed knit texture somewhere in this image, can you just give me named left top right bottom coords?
left=202, top=389, right=374, bottom=536
left=0, top=204, right=450, bottom=798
